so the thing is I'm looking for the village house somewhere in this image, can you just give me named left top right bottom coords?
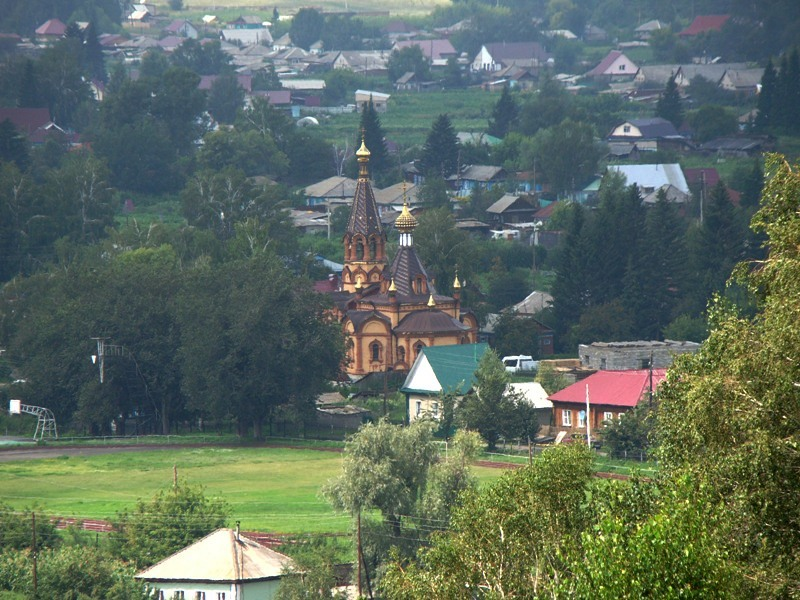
left=136, top=528, right=294, bottom=600
left=451, top=165, right=507, bottom=196
left=392, top=39, right=457, bottom=67
left=607, top=117, right=691, bottom=153
left=549, top=368, right=667, bottom=437
left=585, top=50, right=638, bottom=80
left=471, top=41, right=552, bottom=72
left=402, top=343, right=489, bottom=422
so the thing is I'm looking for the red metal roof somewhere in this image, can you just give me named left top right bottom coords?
left=679, top=15, right=730, bottom=36
left=549, top=369, right=667, bottom=408
left=35, top=18, right=67, bottom=36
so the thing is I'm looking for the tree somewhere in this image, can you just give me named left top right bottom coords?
left=655, top=154, right=800, bottom=595
left=754, top=58, right=777, bottom=131
left=207, top=72, right=245, bottom=124
left=0, top=119, right=29, bottom=169
left=111, top=480, right=229, bottom=569
left=290, top=8, right=324, bottom=51
left=171, top=38, right=232, bottom=75
left=380, top=444, right=594, bottom=598
left=413, top=207, right=476, bottom=295
left=655, top=76, right=684, bottom=128
left=487, top=85, right=518, bottom=138
left=197, top=127, right=288, bottom=178
left=387, top=45, right=430, bottom=82
left=82, top=21, right=106, bottom=82
left=178, top=254, right=344, bottom=438
left=323, top=419, right=439, bottom=537
left=457, top=349, right=517, bottom=451
left=356, top=96, right=390, bottom=176
left=686, top=105, right=737, bottom=143
left=419, top=114, right=459, bottom=177
left=528, top=118, right=601, bottom=196
left=492, top=312, right=542, bottom=359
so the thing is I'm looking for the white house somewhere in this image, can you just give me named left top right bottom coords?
left=354, top=90, right=390, bottom=112
left=402, top=343, right=489, bottom=422
left=607, top=163, right=690, bottom=197
left=585, top=50, right=637, bottom=79
left=471, top=42, right=552, bottom=72
left=136, top=528, right=293, bottom=600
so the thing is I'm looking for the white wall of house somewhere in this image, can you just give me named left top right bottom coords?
left=150, top=578, right=281, bottom=600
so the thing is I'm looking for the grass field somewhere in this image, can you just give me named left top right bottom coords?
left=318, top=89, right=497, bottom=150
left=0, top=446, right=505, bottom=534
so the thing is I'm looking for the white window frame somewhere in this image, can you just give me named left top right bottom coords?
left=415, top=400, right=422, bottom=416
left=562, top=409, right=572, bottom=427
left=603, top=411, right=614, bottom=423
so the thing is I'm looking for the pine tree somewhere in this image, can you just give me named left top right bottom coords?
left=487, top=85, right=518, bottom=138
left=356, top=96, right=389, bottom=176
left=83, top=22, right=106, bottom=82
left=754, top=58, right=776, bottom=131
left=420, top=113, right=459, bottom=177
left=655, top=76, right=683, bottom=128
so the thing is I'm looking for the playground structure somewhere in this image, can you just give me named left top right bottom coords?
left=8, top=399, right=58, bottom=441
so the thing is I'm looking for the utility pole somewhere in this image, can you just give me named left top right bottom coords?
left=32, top=512, right=37, bottom=595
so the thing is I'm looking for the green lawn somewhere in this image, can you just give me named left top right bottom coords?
left=0, top=446, right=505, bottom=534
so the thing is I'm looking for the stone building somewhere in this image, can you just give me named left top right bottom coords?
left=578, top=340, right=700, bottom=371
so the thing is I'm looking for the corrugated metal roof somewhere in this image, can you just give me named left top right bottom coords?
left=136, top=529, right=293, bottom=583
left=608, top=163, right=689, bottom=194
left=401, top=343, right=489, bottom=395
left=549, top=369, right=667, bottom=408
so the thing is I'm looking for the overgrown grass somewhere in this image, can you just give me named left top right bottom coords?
left=0, top=446, right=505, bottom=534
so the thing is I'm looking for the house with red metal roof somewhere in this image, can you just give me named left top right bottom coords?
left=679, top=15, right=730, bottom=37
left=549, top=369, right=666, bottom=436
left=35, top=18, right=67, bottom=39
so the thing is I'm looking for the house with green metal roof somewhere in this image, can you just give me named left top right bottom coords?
left=401, top=343, right=489, bottom=423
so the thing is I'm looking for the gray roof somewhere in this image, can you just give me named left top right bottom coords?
left=486, top=194, right=535, bottom=214
left=136, top=529, right=293, bottom=583
left=608, top=164, right=689, bottom=194
left=457, top=165, right=506, bottom=182
left=304, top=176, right=357, bottom=199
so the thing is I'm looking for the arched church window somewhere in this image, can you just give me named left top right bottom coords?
left=370, top=341, right=382, bottom=362
left=397, top=347, right=406, bottom=364
left=356, top=240, right=364, bottom=260
left=369, top=237, right=377, bottom=259
left=414, top=341, right=425, bottom=359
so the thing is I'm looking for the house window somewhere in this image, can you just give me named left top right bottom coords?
left=432, top=402, right=439, bottom=417
left=603, top=412, right=614, bottom=423
left=619, top=64, right=626, bottom=71
left=216, top=594, right=226, bottom=600
left=562, top=409, right=572, bottom=427
left=173, top=592, right=185, bottom=600
left=578, top=411, right=586, bottom=428
left=370, top=342, right=382, bottom=362
left=542, top=338, right=551, bottom=345
left=600, top=358, right=607, bottom=370
left=158, top=593, right=165, bottom=600
left=416, top=400, right=422, bottom=416
left=623, top=125, right=631, bottom=133
left=640, top=358, right=651, bottom=369
left=195, top=593, right=206, bottom=600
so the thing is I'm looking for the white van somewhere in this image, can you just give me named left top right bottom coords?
left=502, top=355, right=538, bottom=373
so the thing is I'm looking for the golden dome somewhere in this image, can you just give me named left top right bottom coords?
left=453, top=273, right=461, bottom=289
left=427, top=294, right=436, bottom=308
left=394, top=202, right=418, bottom=231
left=389, top=278, right=396, bottom=292
left=356, top=139, right=370, bottom=159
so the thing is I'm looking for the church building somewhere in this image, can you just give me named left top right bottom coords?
left=326, top=139, right=479, bottom=377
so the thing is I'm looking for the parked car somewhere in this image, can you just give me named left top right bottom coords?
left=502, top=355, right=538, bottom=373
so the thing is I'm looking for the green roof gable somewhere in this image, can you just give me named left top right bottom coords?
left=401, top=343, right=489, bottom=395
